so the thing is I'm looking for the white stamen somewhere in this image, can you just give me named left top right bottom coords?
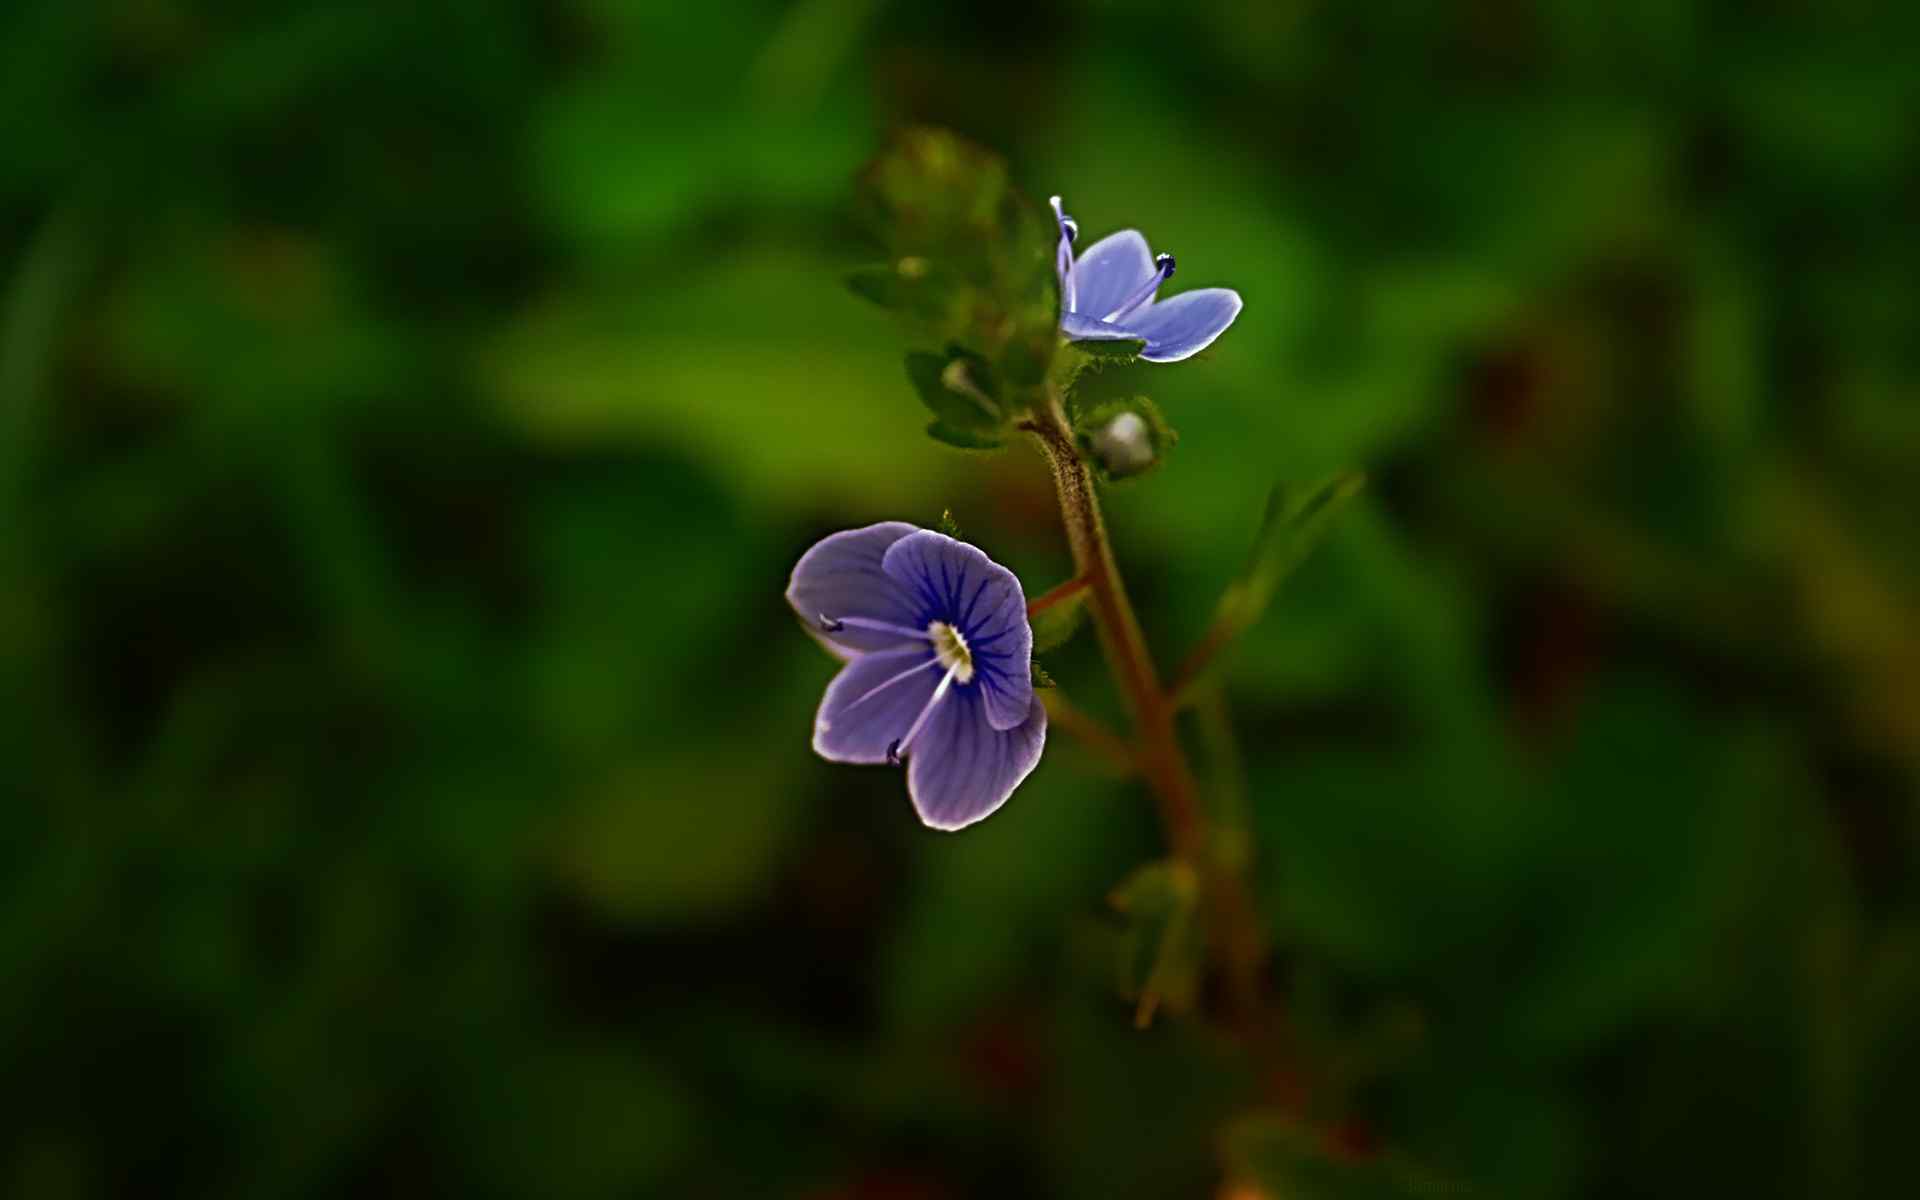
left=927, top=620, right=974, bottom=684
left=888, top=660, right=961, bottom=765
left=844, top=653, right=942, bottom=712
left=1101, top=253, right=1176, bottom=323
left=819, top=614, right=932, bottom=642
left=1050, top=195, right=1077, bottom=312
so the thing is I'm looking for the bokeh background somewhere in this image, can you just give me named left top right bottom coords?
left=5, top=1, right=1919, bottom=1196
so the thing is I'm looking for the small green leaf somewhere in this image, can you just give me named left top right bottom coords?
left=906, top=348, right=1002, bottom=432
left=1029, top=660, right=1056, bottom=689
left=845, top=264, right=900, bottom=309
left=853, top=127, right=1058, bottom=374
left=1109, top=860, right=1203, bottom=1027
left=1177, top=473, right=1365, bottom=699
left=1238, top=473, right=1367, bottom=614
left=1028, top=586, right=1088, bottom=652
left=936, top=508, right=963, bottom=539
left=925, top=419, right=1004, bottom=450
left=1057, top=341, right=1153, bottom=423
left=997, top=330, right=1050, bottom=387
left=1071, top=337, right=1146, bottom=362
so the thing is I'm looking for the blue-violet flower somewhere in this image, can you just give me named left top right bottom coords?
left=1049, top=195, right=1242, bottom=362
left=788, top=522, right=1047, bottom=830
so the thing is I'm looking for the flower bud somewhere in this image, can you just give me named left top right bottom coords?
left=1090, top=410, right=1157, bottom=478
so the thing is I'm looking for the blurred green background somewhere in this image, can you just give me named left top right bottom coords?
left=4, top=1, right=1919, bottom=1196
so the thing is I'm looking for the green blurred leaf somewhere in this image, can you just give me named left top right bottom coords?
left=1176, top=473, right=1366, bottom=700
left=1069, top=337, right=1146, bottom=363
left=845, top=264, right=902, bottom=309
left=1059, top=343, right=1152, bottom=420
left=1109, top=860, right=1203, bottom=1027
left=854, top=126, right=1058, bottom=386
left=925, top=419, right=1005, bottom=451
left=905, top=347, right=1005, bottom=438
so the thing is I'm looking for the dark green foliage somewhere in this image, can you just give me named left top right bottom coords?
left=3, top=1, right=1919, bottom=1198
left=851, top=127, right=1060, bottom=423
left=906, top=345, right=1007, bottom=449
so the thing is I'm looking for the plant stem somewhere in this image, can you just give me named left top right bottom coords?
left=1025, top=390, right=1268, bottom=1023
left=1025, top=397, right=1202, bottom=856
left=1027, top=573, right=1091, bottom=618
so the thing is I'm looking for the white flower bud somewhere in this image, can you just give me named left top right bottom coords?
left=1091, top=410, right=1157, bottom=478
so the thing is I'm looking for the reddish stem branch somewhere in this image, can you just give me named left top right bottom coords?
left=1026, top=391, right=1268, bottom=1025
left=1027, top=573, right=1091, bottom=618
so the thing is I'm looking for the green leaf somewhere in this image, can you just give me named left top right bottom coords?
left=907, top=346, right=1012, bottom=451
left=1109, top=860, right=1204, bottom=1027
left=1029, top=585, right=1089, bottom=652
left=845, top=264, right=901, bottom=309
left=853, top=127, right=1057, bottom=377
left=1178, top=473, right=1366, bottom=699
left=924, top=420, right=1004, bottom=450
left=1057, top=341, right=1153, bottom=423
left=1071, top=337, right=1146, bottom=362
left=936, top=508, right=963, bottom=539
left=1029, top=660, right=1056, bottom=689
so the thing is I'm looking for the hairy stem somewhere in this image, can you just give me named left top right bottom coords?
left=1025, top=390, right=1267, bottom=1022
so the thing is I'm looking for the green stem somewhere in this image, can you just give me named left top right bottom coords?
left=1026, top=389, right=1267, bottom=1022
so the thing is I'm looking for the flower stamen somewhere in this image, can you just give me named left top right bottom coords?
left=1050, top=195, right=1078, bottom=312
left=818, top=614, right=933, bottom=641
left=1101, top=253, right=1176, bottom=322
left=927, top=620, right=975, bottom=684
left=888, top=660, right=962, bottom=765
left=844, top=653, right=942, bottom=712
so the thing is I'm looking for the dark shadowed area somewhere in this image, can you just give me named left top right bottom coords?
left=3, top=1, right=1918, bottom=1196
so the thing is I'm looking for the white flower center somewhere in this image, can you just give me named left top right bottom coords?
left=927, top=620, right=974, bottom=684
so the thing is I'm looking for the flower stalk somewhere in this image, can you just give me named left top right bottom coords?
left=1025, top=388, right=1268, bottom=1024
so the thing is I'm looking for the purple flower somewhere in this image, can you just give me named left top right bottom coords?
left=787, top=522, right=1047, bottom=830
left=1049, top=195, right=1243, bottom=363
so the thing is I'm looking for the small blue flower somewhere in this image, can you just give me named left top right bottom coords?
left=788, top=522, right=1047, bottom=830
left=1049, top=195, right=1243, bottom=363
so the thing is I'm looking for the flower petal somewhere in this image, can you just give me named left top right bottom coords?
left=880, top=530, right=1033, bottom=731
left=907, top=690, right=1048, bottom=831
left=786, top=522, right=923, bottom=657
left=1059, top=311, right=1139, bottom=344
left=812, top=647, right=940, bottom=764
left=1131, top=288, right=1243, bottom=362
left=1066, top=230, right=1157, bottom=320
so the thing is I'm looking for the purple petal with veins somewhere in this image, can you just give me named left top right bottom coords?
left=1067, top=230, right=1158, bottom=319
left=812, top=646, right=940, bottom=764
left=790, top=524, right=1047, bottom=831
left=1049, top=196, right=1242, bottom=363
left=1129, top=288, right=1244, bottom=363
left=786, top=521, right=922, bottom=657
left=880, top=530, right=1033, bottom=731
left=909, top=691, right=1048, bottom=831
